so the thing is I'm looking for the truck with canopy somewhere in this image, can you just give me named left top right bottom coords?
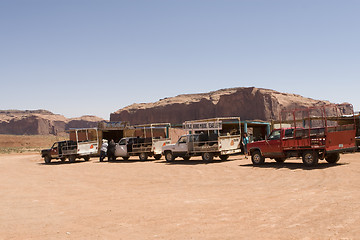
left=247, top=104, right=356, bottom=166
left=41, top=128, right=99, bottom=163
left=162, top=117, right=242, bottom=162
left=114, top=123, right=171, bottom=160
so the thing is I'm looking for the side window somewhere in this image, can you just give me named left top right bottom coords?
left=268, top=130, right=281, bottom=140
left=119, top=139, right=127, bottom=145
left=178, top=136, right=187, bottom=144
left=284, top=129, right=294, bottom=138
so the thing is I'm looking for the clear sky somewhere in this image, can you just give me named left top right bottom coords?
left=1, top=0, right=359, bottom=120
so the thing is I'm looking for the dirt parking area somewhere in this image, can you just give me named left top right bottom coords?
left=1, top=153, right=360, bottom=239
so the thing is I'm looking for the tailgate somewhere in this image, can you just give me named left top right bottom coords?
left=326, top=129, right=356, bottom=152
left=219, top=136, right=241, bottom=155
left=77, top=141, right=98, bottom=155
left=153, top=139, right=171, bottom=155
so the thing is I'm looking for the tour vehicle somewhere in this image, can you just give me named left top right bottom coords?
left=247, top=104, right=356, bottom=166
left=162, top=117, right=242, bottom=162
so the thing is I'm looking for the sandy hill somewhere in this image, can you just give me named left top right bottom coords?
left=110, top=87, right=351, bottom=124
left=0, top=110, right=104, bottom=135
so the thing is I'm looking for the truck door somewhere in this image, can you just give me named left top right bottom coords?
left=50, top=142, right=59, bottom=158
left=176, top=136, right=189, bottom=154
left=115, top=138, right=128, bottom=157
left=263, top=129, right=283, bottom=157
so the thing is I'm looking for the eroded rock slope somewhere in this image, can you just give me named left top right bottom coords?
left=110, top=87, right=350, bottom=124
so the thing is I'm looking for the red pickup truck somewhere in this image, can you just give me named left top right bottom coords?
left=247, top=105, right=356, bottom=166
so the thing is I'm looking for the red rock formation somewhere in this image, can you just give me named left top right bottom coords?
left=110, top=87, right=351, bottom=124
left=0, top=110, right=103, bottom=135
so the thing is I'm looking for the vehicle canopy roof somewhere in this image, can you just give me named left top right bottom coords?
left=183, top=117, right=241, bottom=136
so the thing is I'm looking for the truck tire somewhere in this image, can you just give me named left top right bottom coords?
left=219, top=155, right=229, bottom=161
left=325, top=153, right=340, bottom=164
left=139, top=152, right=148, bottom=161
left=60, top=157, right=66, bottom=162
left=69, top=155, right=76, bottom=163
left=122, top=157, right=129, bottom=160
left=202, top=152, right=214, bottom=162
left=44, top=155, right=51, bottom=164
left=83, top=156, right=90, bottom=161
left=251, top=150, right=265, bottom=165
left=274, top=158, right=286, bottom=163
left=165, top=151, right=174, bottom=162
left=302, top=151, right=319, bottom=166
left=154, top=154, right=162, bottom=160
left=182, top=156, right=191, bottom=161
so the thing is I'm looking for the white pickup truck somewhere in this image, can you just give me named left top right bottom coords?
left=162, top=117, right=242, bottom=162
left=115, top=137, right=171, bottom=160
left=114, top=123, right=171, bottom=160
left=41, top=128, right=99, bottom=163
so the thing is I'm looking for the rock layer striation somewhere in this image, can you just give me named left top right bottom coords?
left=0, top=110, right=103, bottom=135
left=110, top=87, right=350, bottom=124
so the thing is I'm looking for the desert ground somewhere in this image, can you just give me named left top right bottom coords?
left=1, top=152, right=360, bottom=240
left=0, top=134, right=67, bottom=154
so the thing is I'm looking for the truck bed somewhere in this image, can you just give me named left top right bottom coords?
left=282, top=126, right=356, bottom=152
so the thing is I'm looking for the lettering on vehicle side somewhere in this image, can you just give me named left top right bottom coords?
left=183, top=121, right=222, bottom=131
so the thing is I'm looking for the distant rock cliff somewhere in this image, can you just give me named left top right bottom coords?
left=110, top=87, right=351, bottom=124
left=0, top=110, right=103, bottom=135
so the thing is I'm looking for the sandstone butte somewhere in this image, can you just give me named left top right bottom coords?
left=0, top=110, right=103, bottom=135
left=0, top=87, right=352, bottom=135
left=110, top=87, right=352, bottom=125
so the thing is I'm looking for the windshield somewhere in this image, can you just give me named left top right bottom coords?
left=51, top=142, right=58, bottom=149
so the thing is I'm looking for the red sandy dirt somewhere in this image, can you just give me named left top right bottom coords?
left=0, top=134, right=66, bottom=148
left=1, top=153, right=360, bottom=239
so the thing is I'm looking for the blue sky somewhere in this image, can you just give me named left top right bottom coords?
left=1, top=0, right=359, bottom=120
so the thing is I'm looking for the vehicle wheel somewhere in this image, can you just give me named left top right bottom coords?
left=219, top=155, right=229, bottom=161
left=139, top=152, right=148, bottom=161
left=83, top=156, right=90, bottom=161
left=251, top=150, right=265, bottom=165
left=202, top=152, right=214, bottom=162
left=165, top=151, right=174, bottom=162
left=182, top=156, right=191, bottom=161
left=154, top=154, right=162, bottom=160
left=60, top=157, right=66, bottom=162
left=275, top=158, right=286, bottom=163
left=325, top=153, right=340, bottom=164
left=122, top=157, right=129, bottom=160
left=302, top=151, right=319, bottom=166
left=69, top=155, right=76, bottom=163
left=44, top=155, right=51, bottom=164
